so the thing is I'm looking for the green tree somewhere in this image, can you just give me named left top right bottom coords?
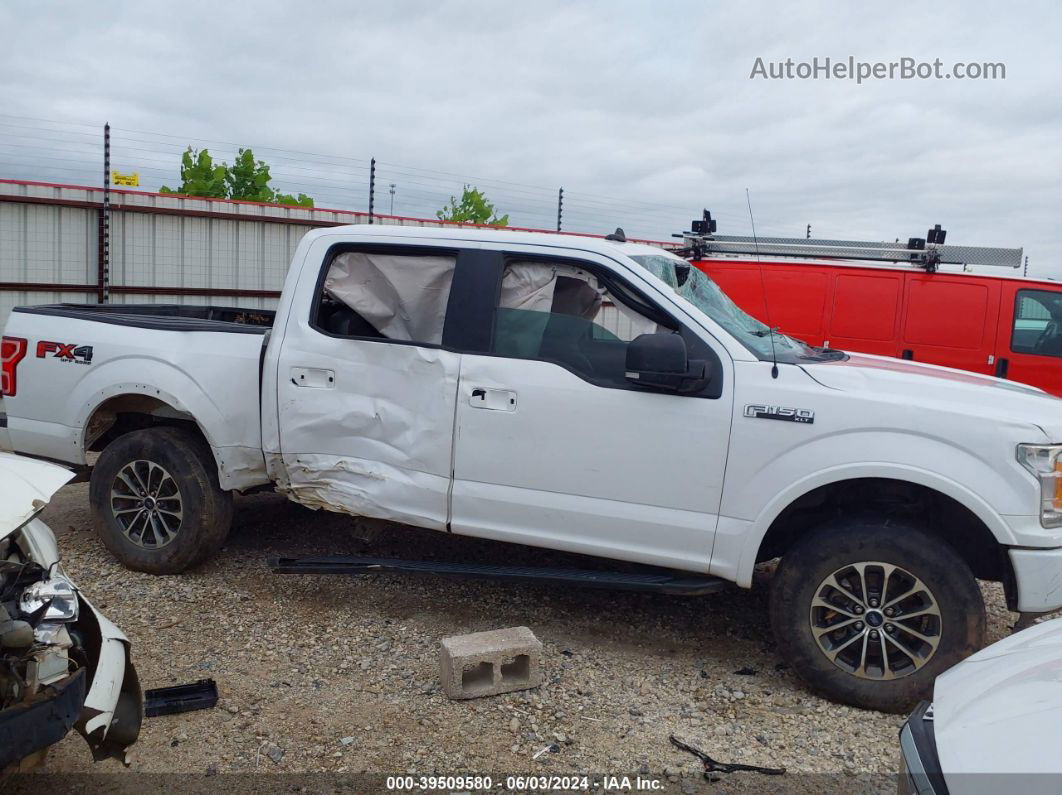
left=436, top=185, right=509, bottom=226
left=160, top=147, right=314, bottom=207
left=224, top=148, right=275, bottom=202
left=159, top=148, right=227, bottom=198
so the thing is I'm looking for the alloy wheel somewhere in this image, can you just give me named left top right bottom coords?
left=109, top=459, right=183, bottom=549
left=809, top=561, right=942, bottom=680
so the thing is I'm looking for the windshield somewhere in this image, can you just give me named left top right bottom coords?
left=629, top=254, right=839, bottom=362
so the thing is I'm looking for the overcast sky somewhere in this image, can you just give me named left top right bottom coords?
left=2, top=1, right=1059, bottom=275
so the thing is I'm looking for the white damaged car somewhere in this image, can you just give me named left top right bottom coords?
left=0, top=452, right=141, bottom=771
left=899, top=616, right=1062, bottom=794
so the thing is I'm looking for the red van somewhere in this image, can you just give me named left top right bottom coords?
left=692, top=256, right=1062, bottom=396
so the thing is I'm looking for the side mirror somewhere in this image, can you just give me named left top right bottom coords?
left=624, top=333, right=711, bottom=394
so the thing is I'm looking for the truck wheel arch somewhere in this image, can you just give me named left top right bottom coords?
left=737, top=470, right=1016, bottom=589
left=81, top=390, right=222, bottom=478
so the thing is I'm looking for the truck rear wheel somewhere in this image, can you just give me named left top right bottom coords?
left=89, top=426, right=233, bottom=574
left=769, top=518, right=986, bottom=713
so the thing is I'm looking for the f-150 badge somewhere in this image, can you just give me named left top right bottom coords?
left=744, top=404, right=815, bottom=424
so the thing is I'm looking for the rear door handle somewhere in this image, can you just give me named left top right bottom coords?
left=290, top=367, right=335, bottom=388
left=469, top=387, right=516, bottom=411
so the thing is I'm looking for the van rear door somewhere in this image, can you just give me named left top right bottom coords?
left=899, top=274, right=1000, bottom=375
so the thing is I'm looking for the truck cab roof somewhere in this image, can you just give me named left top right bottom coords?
left=303, top=223, right=679, bottom=262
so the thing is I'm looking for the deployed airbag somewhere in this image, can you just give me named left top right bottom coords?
left=324, top=252, right=456, bottom=344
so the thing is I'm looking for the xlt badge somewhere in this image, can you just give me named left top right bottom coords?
left=744, top=404, right=815, bottom=424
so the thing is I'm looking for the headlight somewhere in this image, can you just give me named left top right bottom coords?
left=19, top=575, right=79, bottom=622
left=1017, top=444, right=1062, bottom=528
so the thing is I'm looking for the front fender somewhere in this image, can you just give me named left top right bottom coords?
left=714, top=428, right=1037, bottom=587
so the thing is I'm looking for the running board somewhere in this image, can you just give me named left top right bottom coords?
left=268, top=556, right=728, bottom=596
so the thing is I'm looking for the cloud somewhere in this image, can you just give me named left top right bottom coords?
left=1, top=0, right=1058, bottom=274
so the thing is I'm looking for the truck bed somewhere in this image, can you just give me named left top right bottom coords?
left=2, top=302, right=272, bottom=488
left=12, top=303, right=275, bottom=334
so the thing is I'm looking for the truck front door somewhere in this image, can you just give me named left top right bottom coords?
left=449, top=251, right=734, bottom=571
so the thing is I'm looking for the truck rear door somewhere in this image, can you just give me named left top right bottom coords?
left=273, top=242, right=472, bottom=530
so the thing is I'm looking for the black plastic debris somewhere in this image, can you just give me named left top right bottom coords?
left=669, top=734, right=785, bottom=779
left=144, top=679, right=219, bottom=717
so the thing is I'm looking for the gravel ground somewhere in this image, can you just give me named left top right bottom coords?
left=30, top=482, right=1025, bottom=786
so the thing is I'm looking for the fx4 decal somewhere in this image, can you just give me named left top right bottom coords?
left=744, top=404, right=815, bottom=424
left=36, top=340, right=94, bottom=365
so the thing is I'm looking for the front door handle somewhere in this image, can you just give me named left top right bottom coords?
left=469, top=387, right=517, bottom=411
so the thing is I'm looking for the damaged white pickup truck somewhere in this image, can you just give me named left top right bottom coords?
left=3, top=225, right=1062, bottom=712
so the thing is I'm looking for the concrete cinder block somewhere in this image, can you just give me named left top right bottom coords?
left=439, top=626, right=543, bottom=699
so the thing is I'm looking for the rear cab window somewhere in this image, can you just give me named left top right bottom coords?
left=311, top=249, right=457, bottom=345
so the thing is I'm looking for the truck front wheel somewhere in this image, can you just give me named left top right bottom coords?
left=769, top=518, right=986, bottom=713
left=89, top=426, right=233, bottom=574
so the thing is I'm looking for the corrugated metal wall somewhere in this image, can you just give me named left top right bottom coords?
left=0, top=183, right=99, bottom=320
left=0, top=179, right=673, bottom=326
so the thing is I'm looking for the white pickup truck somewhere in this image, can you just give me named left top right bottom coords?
left=3, top=225, right=1062, bottom=712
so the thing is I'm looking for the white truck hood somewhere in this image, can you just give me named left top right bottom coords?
left=933, top=617, right=1062, bottom=786
left=801, top=353, right=1062, bottom=440
left=0, top=451, right=73, bottom=539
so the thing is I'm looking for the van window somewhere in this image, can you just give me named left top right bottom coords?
left=492, top=260, right=669, bottom=388
left=1012, top=289, right=1062, bottom=357
left=313, top=251, right=457, bottom=345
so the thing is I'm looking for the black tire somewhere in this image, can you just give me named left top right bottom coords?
left=769, top=517, right=986, bottom=713
left=90, top=426, right=233, bottom=574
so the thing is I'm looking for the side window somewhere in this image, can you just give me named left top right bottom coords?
left=312, top=250, right=457, bottom=345
left=492, top=260, right=671, bottom=388
left=1012, top=289, right=1062, bottom=357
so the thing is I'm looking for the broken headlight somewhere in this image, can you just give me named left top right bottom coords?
left=19, top=575, right=79, bottom=623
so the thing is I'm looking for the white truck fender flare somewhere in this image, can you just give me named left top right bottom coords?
left=75, top=381, right=223, bottom=451
left=732, top=462, right=1018, bottom=587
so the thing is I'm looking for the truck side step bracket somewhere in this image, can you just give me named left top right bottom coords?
left=268, top=556, right=728, bottom=596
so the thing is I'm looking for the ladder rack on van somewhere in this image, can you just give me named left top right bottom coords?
left=674, top=211, right=1023, bottom=273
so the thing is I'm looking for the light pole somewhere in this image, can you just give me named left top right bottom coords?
left=389, top=183, right=396, bottom=215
